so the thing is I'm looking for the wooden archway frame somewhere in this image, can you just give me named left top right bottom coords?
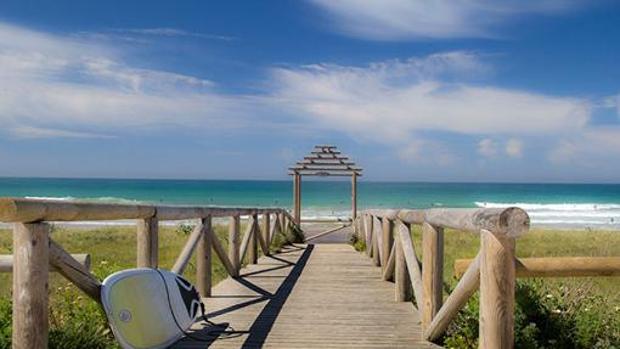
left=289, top=145, right=362, bottom=224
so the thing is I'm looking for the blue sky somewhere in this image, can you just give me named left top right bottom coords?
left=0, top=0, right=619, bottom=182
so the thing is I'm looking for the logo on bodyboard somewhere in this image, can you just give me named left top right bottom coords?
left=175, top=276, right=201, bottom=319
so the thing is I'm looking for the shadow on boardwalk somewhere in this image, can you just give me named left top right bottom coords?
left=174, top=243, right=439, bottom=349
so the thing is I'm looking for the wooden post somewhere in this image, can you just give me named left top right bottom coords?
left=480, top=229, right=516, bottom=349
left=365, top=214, right=373, bottom=257
left=381, top=218, right=393, bottom=268
left=13, top=223, right=50, bottom=349
left=293, top=173, right=301, bottom=224
left=395, top=231, right=411, bottom=301
left=351, top=173, right=357, bottom=221
left=248, top=214, right=258, bottom=264
left=196, top=216, right=212, bottom=297
left=137, top=217, right=158, bottom=268
left=422, top=222, right=444, bottom=332
left=229, top=215, right=241, bottom=277
left=263, top=213, right=271, bottom=251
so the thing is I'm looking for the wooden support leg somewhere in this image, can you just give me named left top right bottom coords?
left=381, top=218, right=393, bottom=267
left=229, top=215, right=241, bottom=277
left=248, top=214, right=258, bottom=264
left=263, top=213, right=271, bottom=252
left=197, top=216, right=212, bottom=297
left=395, top=233, right=412, bottom=302
left=13, top=223, right=49, bottom=349
left=480, top=230, right=516, bottom=349
left=137, top=217, right=158, bottom=268
left=422, top=223, right=444, bottom=332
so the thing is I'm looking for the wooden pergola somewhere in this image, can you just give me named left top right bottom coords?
left=288, top=145, right=362, bottom=224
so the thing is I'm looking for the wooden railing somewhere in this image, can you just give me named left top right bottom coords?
left=354, top=207, right=620, bottom=348
left=0, top=197, right=301, bottom=349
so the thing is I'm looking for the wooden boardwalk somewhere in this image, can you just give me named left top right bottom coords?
left=175, top=243, right=440, bottom=348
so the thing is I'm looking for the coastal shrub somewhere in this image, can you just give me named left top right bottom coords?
left=176, top=223, right=194, bottom=236
left=349, top=233, right=366, bottom=252
left=443, top=279, right=620, bottom=349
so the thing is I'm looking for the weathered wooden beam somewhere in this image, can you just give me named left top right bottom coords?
left=240, top=215, right=257, bottom=264
left=0, top=253, right=90, bottom=273
left=248, top=214, right=259, bottom=264
left=365, top=208, right=529, bottom=238
left=196, top=216, right=212, bottom=297
left=381, top=218, right=393, bottom=268
left=228, top=215, right=241, bottom=277
left=13, top=223, right=49, bottom=349
left=210, top=228, right=237, bottom=278
left=304, top=224, right=350, bottom=242
left=373, top=216, right=384, bottom=265
left=137, top=217, right=158, bottom=268
left=479, top=230, right=515, bottom=349
left=49, top=239, right=101, bottom=302
left=425, top=253, right=481, bottom=341
left=364, top=214, right=373, bottom=257
left=372, top=217, right=381, bottom=266
left=382, top=242, right=396, bottom=281
left=289, top=166, right=363, bottom=171
left=0, top=197, right=284, bottom=222
left=352, top=173, right=358, bottom=220
left=455, top=256, right=620, bottom=278
left=263, top=213, right=271, bottom=249
left=396, top=220, right=423, bottom=307
left=395, top=232, right=412, bottom=302
left=422, top=223, right=444, bottom=332
left=172, top=223, right=204, bottom=275
left=288, top=172, right=362, bottom=177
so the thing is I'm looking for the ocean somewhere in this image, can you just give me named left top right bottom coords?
left=0, top=177, right=619, bottom=229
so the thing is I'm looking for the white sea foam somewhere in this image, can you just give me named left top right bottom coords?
left=475, top=202, right=620, bottom=229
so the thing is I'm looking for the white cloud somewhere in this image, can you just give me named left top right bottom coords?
left=548, top=128, right=620, bottom=164
left=309, top=0, right=581, bottom=40
left=505, top=138, right=523, bottom=158
left=0, top=22, right=256, bottom=138
left=270, top=53, right=590, bottom=149
left=478, top=138, right=497, bottom=157
left=10, top=126, right=115, bottom=139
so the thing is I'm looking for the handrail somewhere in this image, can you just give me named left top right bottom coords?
left=0, top=197, right=301, bottom=349
left=357, top=207, right=530, bottom=349
left=0, top=197, right=287, bottom=222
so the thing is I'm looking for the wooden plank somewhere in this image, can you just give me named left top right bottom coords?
left=137, top=217, right=158, bottom=268
left=352, top=173, right=358, bottom=220
left=247, top=214, right=259, bottom=264
left=373, top=216, right=384, bottom=265
left=12, top=223, right=49, bottom=349
left=480, top=230, right=515, bottom=349
left=422, top=223, right=444, bottom=332
left=0, top=253, right=90, bottom=273
left=196, top=216, right=212, bottom=297
left=172, top=223, right=205, bottom=275
left=211, top=229, right=236, bottom=278
left=0, top=197, right=284, bottom=222
left=304, top=224, right=350, bottom=242
left=366, top=208, right=530, bottom=237
left=396, top=221, right=423, bottom=307
left=48, top=239, right=101, bottom=302
left=365, top=214, right=373, bottom=257
left=425, top=253, right=480, bottom=341
left=395, top=234, right=412, bottom=302
left=263, top=213, right=271, bottom=248
left=229, top=215, right=241, bottom=276
left=381, top=218, right=393, bottom=268
left=239, top=216, right=256, bottom=263
left=382, top=242, right=396, bottom=281
left=455, top=256, right=620, bottom=278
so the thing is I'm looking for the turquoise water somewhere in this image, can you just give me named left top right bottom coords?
left=1, top=177, right=619, bottom=228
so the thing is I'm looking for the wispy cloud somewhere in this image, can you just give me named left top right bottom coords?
left=10, top=126, right=115, bottom=139
left=270, top=52, right=589, bottom=142
left=309, top=0, right=582, bottom=40
left=0, top=22, right=252, bottom=138
left=109, top=27, right=236, bottom=41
